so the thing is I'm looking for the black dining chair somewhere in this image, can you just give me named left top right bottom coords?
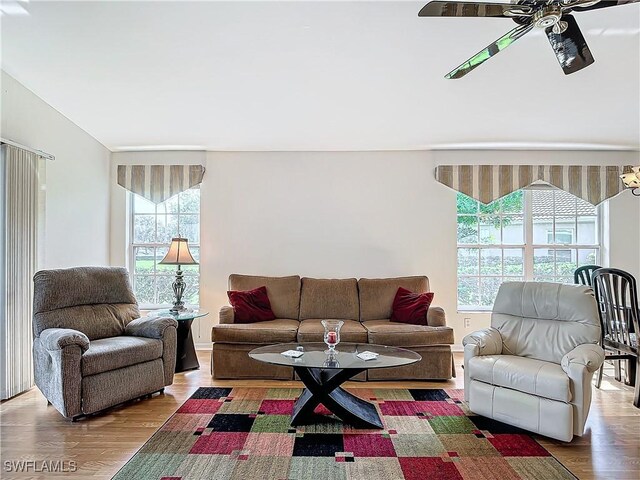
left=592, top=268, right=639, bottom=408
left=574, top=264, right=601, bottom=287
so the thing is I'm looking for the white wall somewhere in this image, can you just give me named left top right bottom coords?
left=110, top=149, right=639, bottom=348
left=1, top=71, right=111, bottom=267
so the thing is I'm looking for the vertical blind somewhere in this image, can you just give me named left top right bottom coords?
left=1, top=145, right=41, bottom=399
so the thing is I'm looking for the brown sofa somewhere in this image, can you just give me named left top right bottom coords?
left=211, top=275, right=455, bottom=380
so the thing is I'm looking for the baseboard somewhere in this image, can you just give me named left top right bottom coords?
left=452, top=344, right=463, bottom=353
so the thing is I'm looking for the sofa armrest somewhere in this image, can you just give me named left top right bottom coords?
left=561, top=343, right=605, bottom=375
left=561, top=343, right=605, bottom=437
left=125, top=315, right=178, bottom=339
left=426, top=306, right=446, bottom=327
left=462, top=327, right=503, bottom=356
left=39, top=328, right=90, bottom=353
left=219, top=306, right=235, bottom=325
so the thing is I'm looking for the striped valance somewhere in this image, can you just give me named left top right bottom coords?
left=117, top=164, right=205, bottom=204
left=435, top=165, right=633, bottom=206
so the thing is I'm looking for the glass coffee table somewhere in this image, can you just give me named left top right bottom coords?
left=249, top=342, right=421, bottom=429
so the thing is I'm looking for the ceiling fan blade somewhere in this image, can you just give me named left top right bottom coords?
left=445, top=23, right=534, bottom=79
left=418, top=1, right=520, bottom=17
left=572, top=0, right=639, bottom=12
left=546, top=15, right=595, bottom=75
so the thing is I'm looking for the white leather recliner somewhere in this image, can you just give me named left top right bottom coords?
left=463, top=282, right=605, bottom=442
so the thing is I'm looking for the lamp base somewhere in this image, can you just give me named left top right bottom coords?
left=170, top=267, right=188, bottom=314
left=170, top=303, right=187, bottom=314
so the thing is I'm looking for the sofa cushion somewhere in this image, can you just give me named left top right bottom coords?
left=468, top=355, right=571, bottom=403
left=296, top=319, right=368, bottom=343
left=229, top=275, right=301, bottom=320
left=391, top=288, right=434, bottom=325
left=299, top=278, right=359, bottom=320
left=81, top=336, right=163, bottom=376
left=212, top=319, right=299, bottom=344
left=228, top=286, right=276, bottom=323
left=363, top=320, right=454, bottom=347
left=358, top=276, right=429, bottom=321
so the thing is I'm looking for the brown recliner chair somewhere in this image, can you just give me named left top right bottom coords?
left=32, top=266, right=178, bottom=420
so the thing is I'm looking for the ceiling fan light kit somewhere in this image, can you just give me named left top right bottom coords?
left=418, top=0, right=640, bottom=79
left=620, top=167, right=640, bottom=196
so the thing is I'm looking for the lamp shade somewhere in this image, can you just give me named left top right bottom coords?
left=159, top=237, right=198, bottom=265
left=620, top=166, right=640, bottom=189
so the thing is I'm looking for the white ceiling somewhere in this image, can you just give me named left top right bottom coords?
left=2, top=0, right=639, bottom=151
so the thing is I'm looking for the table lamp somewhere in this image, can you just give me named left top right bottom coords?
left=159, top=237, right=198, bottom=313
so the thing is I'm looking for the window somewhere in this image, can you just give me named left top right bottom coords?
left=130, top=188, right=200, bottom=308
left=457, top=188, right=600, bottom=311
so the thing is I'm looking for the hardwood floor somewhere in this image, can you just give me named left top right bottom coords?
left=1, top=351, right=638, bottom=480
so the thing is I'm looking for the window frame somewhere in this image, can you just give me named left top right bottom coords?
left=457, top=187, right=602, bottom=312
left=128, top=189, right=201, bottom=310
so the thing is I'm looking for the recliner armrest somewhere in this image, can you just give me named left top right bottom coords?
left=462, top=327, right=503, bottom=356
left=125, top=316, right=178, bottom=339
left=561, top=343, right=605, bottom=374
left=219, top=306, right=235, bottom=325
left=40, top=328, right=90, bottom=353
left=426, top=306, right=446, bottom=327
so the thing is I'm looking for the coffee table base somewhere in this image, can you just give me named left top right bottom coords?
left=292, top=367, right=383, bottom=429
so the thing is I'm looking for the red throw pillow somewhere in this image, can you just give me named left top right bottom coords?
left=227, top=286, right=276, bottom=324
left=390, top=287, right=434, bottom=325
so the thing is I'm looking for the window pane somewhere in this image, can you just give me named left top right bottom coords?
left=457, top=216, right=478, bottom=244
left=480, top=249, right=502, bottom=275
left=164, top=195, right=180, bottom=214
left=458, top=248, right=479, bottom=276
left=180, top=188, right=201, bottom=214
left=534, top=276, right=555, bottom=283
left=133, top=215, right=156, bottom=243
left=184, top=277, right=200, bottom=305
left=479, top=216, right=501, bottom=244
left=134, top=247, right=155, bottom=274
left=556, top=249, right=577, bottom=275
left=554, top=226, right=574, bottom=245
left=503, top=248, right=524, bottom=276
left=556, top=191, right=578, bottom=216
left=531, top=190, right=554, bottom=245
left=555, top=276, right=574, bottom=284
left=133, top=195, right=155, bottom=214
left=502, top=215, right=524, bottom=244
left=458, top=277, right=480, bottom=308
left=157, top=276, right=176, bottom=305
left=501, top=191, right=524, bottom=214
left=134, top=275, right=155, bottom=304
left=480, top=199, right=500, bottom=214
left=480, top=277, right=501, bottom=307
left=503, top=276, right=523, bottom=283
left=578, top=249, right=598, bottom=267
left=180, top=215, right=200, bottom=244
left=155, top=247, right=173, bottom=274
left=156, top=214, right=179, bottom=244
left=457, top=194, right=478, bottom=214
left=577, top=212, right=598, bottom=245
left=534, top=249, right=555, bottom=276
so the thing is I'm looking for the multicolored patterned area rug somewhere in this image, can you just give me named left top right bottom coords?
left=113, top=387, right=576, bottom=480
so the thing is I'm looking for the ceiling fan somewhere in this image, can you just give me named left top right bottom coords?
left=418, top=0, right=639, bottom=78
